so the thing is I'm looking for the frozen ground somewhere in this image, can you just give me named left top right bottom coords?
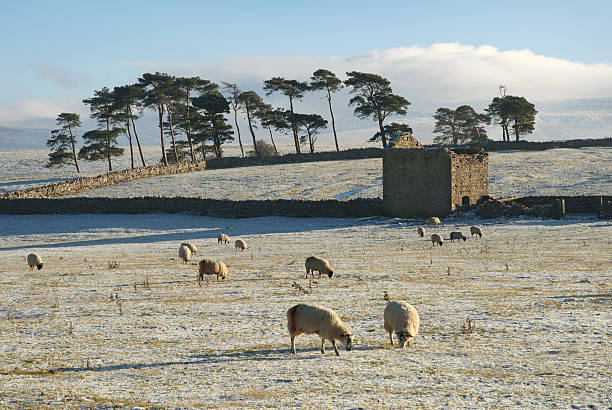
left=0, top=213, right=610, bottom=408
left=1, top=145, right=611, bottom=199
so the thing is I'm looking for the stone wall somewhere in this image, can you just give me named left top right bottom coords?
left=2, top=161, right=207, bottom=199
left=383, top=148, right=452, bottom=218
left=471, top=137, right=612, bottom=151
left=0, top=197, right=383, bottom=218
left=450, top=149, right=489, bottom=208
left=510, top=195, right=612, bottom=215
left=383, top=148, right=488, bottom=218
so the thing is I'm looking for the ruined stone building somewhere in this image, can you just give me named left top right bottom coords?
left=383, top=146, right=488, bottom=217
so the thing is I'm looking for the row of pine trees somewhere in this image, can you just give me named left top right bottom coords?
left=47, top=71, right=537, bottom=173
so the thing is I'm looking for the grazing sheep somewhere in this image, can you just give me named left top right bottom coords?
left=450, top=231, right=467, bottom=242
left=178, top=245, right=191, bottom=263
left=287, top=303, right=353, bottom=356
left=305, top=256, right=334, bottom=278
left=181, top=242, right=197, bottom=255
left=470, top=226, right=483, bottom=238
left=198, top=259, right=228, bottom=280
left=384, top=300, right=420, bottom=347
left=417, top=226, right=425, bottom=237
left=235, top=239, right=247, bottom=251
left=27, top=253, right=43, bottom=270
left=431, top=233, right=443, bottom=247
left=218, top=234, right=230, bottom=244
left=428, top=217, right=441, bottom=227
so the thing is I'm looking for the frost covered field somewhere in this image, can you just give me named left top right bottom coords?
left=1, top=145, right=611, bottom=199
left=0, top=144, right=611, bottom=407
left=0, top=213, right=611, bottom=408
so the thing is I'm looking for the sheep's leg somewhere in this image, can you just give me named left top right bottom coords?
left=320, top=339, right=326, bottom=354
left=331, top=339, right=340, bottom=356
left=389, top=332, right=394, bottom=346
left=290, top=336, right=296, bottom=354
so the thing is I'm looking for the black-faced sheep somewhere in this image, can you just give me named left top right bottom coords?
left=235, top=239, right=247, bottom=251
left=198, top=259, right=228, bottom=280
left=428, top=217, right=441, bottom=227
left=470, top=226, right=483, bottom=238
left=431, top=233, right=443, bottom=246
left=450, top=231, right=467, bottom=242
left=27, top=253, right=43, bottom=270
left=181, top=242, right=197, bottom=255
left=384, top=300, right=420, bottom=347
left=305, top=256, right=333, bottom=278
left=218, top=234, right=230, bottom=244
left=178, top=245, right=191, bottom=263
left=417, top=226, right=425, bottom=237
left=287, top=303, right=353, bottom=356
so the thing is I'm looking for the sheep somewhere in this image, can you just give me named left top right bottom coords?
left=428, top=216, right=441, bottom=227
left=287, top=303, right=353, bottom=356
left=384, top=300, right=420, bottom=347
left=417, top=226, right=425, bottom=237
left=27, top=253, right=43, bottom=270
left=235, top=239, right=247, bottom=251
left=431, top=233, right=443, bottom=246
left=305, top=256, right=333, bottom=278
left=218, top=234, right=230, bottom=244
left=198, top=259, right=228, bottom=280
left=178, top=245, right=191, bottom=263
left=450, top=231, right=467, bottom=242
left=470, top=226, right=483, bottom=238
left=181, top=242, right=197, bottom=255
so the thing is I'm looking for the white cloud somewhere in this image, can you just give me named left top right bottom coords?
left=31, top=62, right=90, bottom=89
left=0, top=98, right=87, bottom=127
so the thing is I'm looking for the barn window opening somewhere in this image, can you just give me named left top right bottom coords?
left=462, top=196, right=470, bottom=206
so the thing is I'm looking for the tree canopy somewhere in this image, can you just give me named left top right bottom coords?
left=46, top=112, right=82, bottom=172
left=344, top=71, right=410, bottom=148
left=433, top=105, right=490, bottom=145
left=310, top=69, right=343, bottom=151
left=486, top=95, right=537, bottom=141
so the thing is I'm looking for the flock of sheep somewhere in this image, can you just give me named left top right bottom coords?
left=24, top=218, right=483, bottom=356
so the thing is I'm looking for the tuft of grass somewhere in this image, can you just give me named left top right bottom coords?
left=107, top=260, right=120, bottom=269
left=461, top=316, right=475, bottom=334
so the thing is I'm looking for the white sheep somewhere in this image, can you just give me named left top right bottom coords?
left=450, top=231, right=467, bottom=242
left=27, top=253, right=43, bottom=270
left=431, top=233, right=443, bottom=246
left=470, top=226, right=483, bottom=238
left=218, top=234, right=230, bottom=244
left=178, top=245, right=191, bottom=263
left=384, top=300, right=420, bottom=347
left=428, top=217, right=441, bottom=227
left=417, top=226, right=425, bottom=237
left=287, top=303, right=353, bottom=356
left=181, top=242, right=197, bottom=255
left=235, top=239, right=247, bottom=251
left=198, top=259, right=228, bottom=280
left=305, top=256, right=334, bottom=278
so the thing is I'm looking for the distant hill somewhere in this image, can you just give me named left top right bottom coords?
left=0, top=126, right=53, bottom=150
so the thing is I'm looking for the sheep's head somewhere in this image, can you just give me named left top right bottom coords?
left=327, top=270, right=334, bottom=278
left=341, top=333, right=353, bottom=351
left=37, top=263, right=43, bottom=270
left=397, top=332, right=412, bottom=348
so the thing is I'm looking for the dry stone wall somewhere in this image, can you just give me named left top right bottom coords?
left=2, top=161, right=207, bottom=199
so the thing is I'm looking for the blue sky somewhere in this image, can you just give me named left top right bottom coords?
left=1, top=0, right=611, bottom=128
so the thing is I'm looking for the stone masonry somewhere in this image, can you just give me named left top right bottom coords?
left=383, top=147, right=488, bottom=217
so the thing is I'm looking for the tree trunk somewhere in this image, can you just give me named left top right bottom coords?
left=186, top=93, right=195, bottom=162
left=129, top=106, right=146, bottom=167
left=267, top=126, right=279, bottom=156
left=377, top=114, right=387, bottom=148
left=234, top=109, right=244, bottom=158
left=289, top=96, right=300, bottom=153
left=105, top=135, right=113, bottom=171
left=68, top=124, right=80, bottom=173
left=158, top=105, right=168, bottom=166
left=246, top=105, right=259, bottom=157
left=166, top=103, right=179, bottom=163
left=125, top=116, right=134, bottom=169
left=327, top=88, right=339, bottom=151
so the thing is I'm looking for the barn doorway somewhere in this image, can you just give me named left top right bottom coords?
left=462, top=196, right=470, bottom=206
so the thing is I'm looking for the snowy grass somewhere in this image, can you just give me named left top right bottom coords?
left=0, top=213, right=610, bottom=407
left=1, top=145, right=610, bottom=198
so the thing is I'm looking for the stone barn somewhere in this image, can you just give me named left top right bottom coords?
left=383, top=147, right=488, bottom=217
